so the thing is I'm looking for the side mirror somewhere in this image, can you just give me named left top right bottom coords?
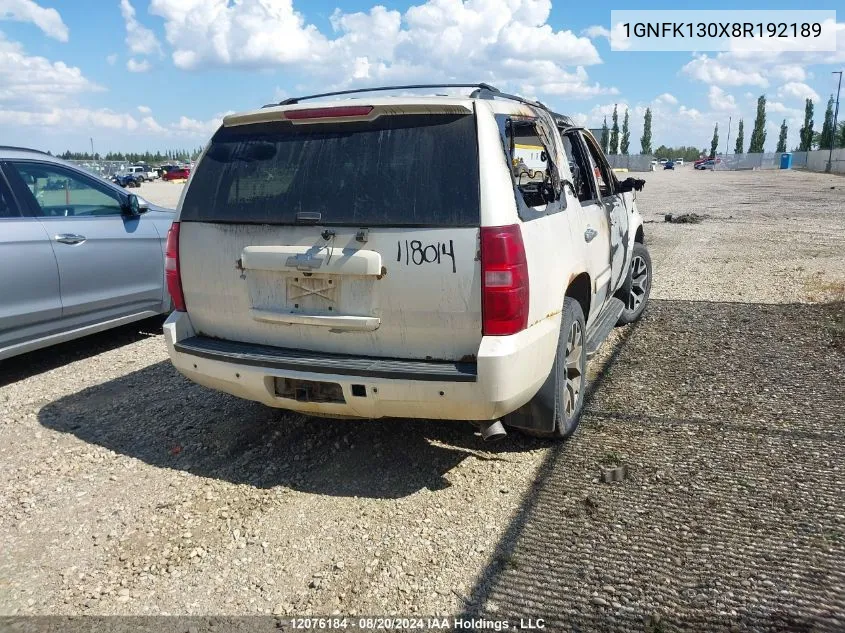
left=619, top=177, right=646, bottom=193
left=123, top=193, right=141, bottom=217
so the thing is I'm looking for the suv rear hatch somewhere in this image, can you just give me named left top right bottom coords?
left=177, top=104, right=482, bottom=362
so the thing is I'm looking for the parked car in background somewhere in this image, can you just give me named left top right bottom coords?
left=695, top=158, right=721, bottom=170
left=163, top=83, right=652, bottom=441
left=664, top=161, right=675, bottom=170
left=0, top=146, right=175, bottom=360
left=112, top=173, right=142, bottom=188
left=127, top=164, right=158, bottom=181
left=674, top=158, right=684, bottom=166
left=162, top=166, right=191, bottom=181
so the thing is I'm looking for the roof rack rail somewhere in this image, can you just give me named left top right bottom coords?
left=262, top=82, right=564, bottom=120
left=0, top=145, right=49, bottom=155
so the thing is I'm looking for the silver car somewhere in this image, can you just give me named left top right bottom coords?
left=0, top=146, right=174, bottom=360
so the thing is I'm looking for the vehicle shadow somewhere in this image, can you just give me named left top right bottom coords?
left=0, top=316, right=166, bottom=388
left=460, top=299, right=845, bottom=631
left=36, top=355, right=548, bottom=500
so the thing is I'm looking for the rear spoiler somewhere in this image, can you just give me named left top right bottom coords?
left=223, top=103, right=473, bottom=127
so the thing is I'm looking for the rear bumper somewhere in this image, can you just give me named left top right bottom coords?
left=163, top=311, right=558, bottom=420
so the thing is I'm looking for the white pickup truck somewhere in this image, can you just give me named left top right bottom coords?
left=126, top=165, right=157, bottom=181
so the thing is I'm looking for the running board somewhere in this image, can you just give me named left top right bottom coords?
left=585, top=297, right=624, bottom=358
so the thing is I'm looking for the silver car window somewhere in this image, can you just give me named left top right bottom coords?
left=10, top=162, right=123, bottom=218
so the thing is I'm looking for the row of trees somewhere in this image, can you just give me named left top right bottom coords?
left=797, top=96, right=845, bottom=151
left=709, top=93, right=845, bottom=157
left=599, top=106, right=633, bottom=155
left=602, top=92, right=844, bottom=159
left=54, top=148, right=204, bottom=163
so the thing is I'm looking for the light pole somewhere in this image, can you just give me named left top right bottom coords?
left=828, top=71, right=842, bottom=173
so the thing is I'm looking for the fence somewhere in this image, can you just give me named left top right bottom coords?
left=65, top=161, right=135, bottom=178
left=606, top=149, right=845, bottom=174
left=606, top=154, right=655, bottom=172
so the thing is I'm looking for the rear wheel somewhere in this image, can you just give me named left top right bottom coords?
left=517, top=297, right=587, bottom=439
left=617, top=242, right=652, bottom=325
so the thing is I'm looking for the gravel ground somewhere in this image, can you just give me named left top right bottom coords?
left=1, top=168, right=843, bottom=628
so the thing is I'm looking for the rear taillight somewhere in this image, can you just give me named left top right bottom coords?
left=480, top=224, right=529, bottom=336
left=165, top=222, right=186, bottom=312
left=286, top=106, right=374, bottom=120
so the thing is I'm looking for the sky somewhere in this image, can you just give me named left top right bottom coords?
left=0, top=0, right=843, bottom=154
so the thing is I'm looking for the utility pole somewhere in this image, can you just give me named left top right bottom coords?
left=828, top=71, right=842, bottom=173
left=724, top=116, right=732, bottom=161
left=90, top=137, right=95, bottom=159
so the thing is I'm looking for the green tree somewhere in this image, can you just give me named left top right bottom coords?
left=609, top=104, right=619, bottom=155
left=620, top=109, right=630, bottom=154
left=640, top=107, right=652, bottom=154
left=776, top=119, right=788, bottom=153
left=838, top=121, right=845, bottom=148
left=819, top=95, right=835, bottom=150
left=799, top=98, right=815, bottom=151
left=709, top=124, right=719, bottom=159
left=652, top=145, right=701, bottom=162
left=748, top=94, right=767, bottom=153
left=600, top=116, right=609, bottom=153
left=734, top=119, right=744, bottom=154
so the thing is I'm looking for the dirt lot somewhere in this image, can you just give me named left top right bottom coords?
left=1, top=168, right=844, bottom=629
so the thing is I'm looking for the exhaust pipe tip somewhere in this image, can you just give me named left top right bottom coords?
left=479, top=420, right=507, bottom=442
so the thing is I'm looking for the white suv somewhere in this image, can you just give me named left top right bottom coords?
left=163, top=84, right=652, bottom=440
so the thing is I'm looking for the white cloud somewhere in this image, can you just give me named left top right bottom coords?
left=770, top=65, right=806, bottom=83
left=137, top=105, right=152, bottom=114
left=148, top=0, right=608, bottom=99
left=777, top=82, right=820, bottom=103
left=0, top=32, right=101, bottom=107
left=655, top=93, right=678, bottom=105
left=682, top=54, right=768, bottom=87
left=140, top=115, right=166, bottom=133
left=708, top=86, right=737, bottom=112
left=581, top=25, right=609, bottom=40
left=0, top=107, right=139, bottom=131
left=120, top=0, right=161, bottom=56
left=126, top=57, right=151, bottom=72
left=0, top=0, right=68, bottom=41
left=519, top=65, right=616, bottom=100
left=106, top=53, right=118, bottom=66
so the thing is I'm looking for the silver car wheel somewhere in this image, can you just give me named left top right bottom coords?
left=564, top=320, right=584, bottom=418
left=627, top=254, right=649, bottom=312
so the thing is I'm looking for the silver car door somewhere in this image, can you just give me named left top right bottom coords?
left=0, top=166, right=62, bottom=356
left=8, top=161, right=163, bottom=322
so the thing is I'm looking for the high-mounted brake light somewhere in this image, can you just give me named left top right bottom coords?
left=165, top=222, right=186, bottom=312
left=285, top=106, right=374, bottom=120
left=480, top=224, right=529, bottom=336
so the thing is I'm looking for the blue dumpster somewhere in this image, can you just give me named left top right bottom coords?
left=780, top=153, right=793, bottom=169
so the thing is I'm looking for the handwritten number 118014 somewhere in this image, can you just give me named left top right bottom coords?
left=397, top=239, right=457, bottom=273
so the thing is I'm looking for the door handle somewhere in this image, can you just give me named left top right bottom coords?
left=584, top=227, right=598, bottom=243
left=55, top=233, right=86, bottom=245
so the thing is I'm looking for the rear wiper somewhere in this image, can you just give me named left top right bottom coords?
left=295, top=211, right=321, bottom=224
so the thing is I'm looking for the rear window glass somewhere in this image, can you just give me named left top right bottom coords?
left=180, top=114, right=479, bottom=227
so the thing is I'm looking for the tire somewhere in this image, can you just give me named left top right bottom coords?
left=517, top=297, right=587, bottom=439
left=616, top=242, right=652, bottom=325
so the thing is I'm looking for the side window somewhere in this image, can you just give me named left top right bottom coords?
left=497, top=115, right=555, bottom=210
left=10, top=162, right=124, bottom=217
left=0, top=173, right=20, bottom=218
left=582, top=133, right=616, bottom=198
left=562, top=133, right=595, bottom=203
